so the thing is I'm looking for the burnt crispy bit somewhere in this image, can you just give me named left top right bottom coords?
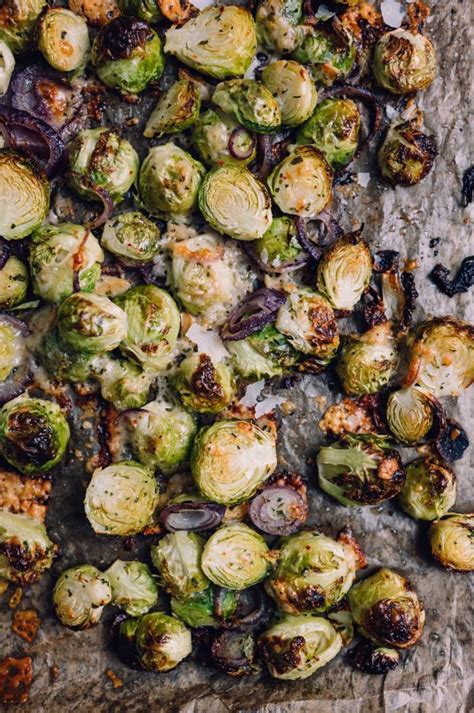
left=430, top=256, right=474, bottom=297
left=260, top=634, right=306, bottom=676
left=435, top=419, right=469, bottom=462
left=0, top=656, right=33, bottom=705
left=348, top=640, right=399, bottom=674
left=399, top=271, right=419, bottom=331
left=191, top=354, right=225, bottom=402
left=12, top=609, right=41, bottom=644
left=338, top=527, right=367, bottom=570
left=461, top=166, right=474, bottom=207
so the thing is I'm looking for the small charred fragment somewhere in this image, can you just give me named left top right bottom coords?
left=374, top=250, right=400, bottom=274
left=430, top=256, right=474, bottom=297
left=434, top=419, right=469, bottom=462
left=211, top=630, right=260, bottom=676
left=348, top=640, right=399, bottom=674
left=0, top=656, right=33, bottom=705
left=399, top=271, right=419, bottom=331
left=11, top=609, right=41, bottom=644
left=362, top=286, right=386, bottom=329
left=461, top=165, right=474, bottom=207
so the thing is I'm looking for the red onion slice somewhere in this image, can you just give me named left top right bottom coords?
left=160, top=502, right=225, bottom=531
left=210, top=630, right=258, bottom=677
left=228, top=127, right=256, bottom=160
left=0, top=107, right=66, bottom=177
left=219, top=587, right=270, bottom=630
left=249, top=485, right=307, bottom=535
left=294, top=217, right=323, bottom=261
left=0, top=240, right=11, bottom=270
left=220, top=288, right=286, bottom=341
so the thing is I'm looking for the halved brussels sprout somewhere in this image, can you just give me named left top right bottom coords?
left=0, top=0, right=46, bottom=53
left=84, top=460, right=158, bottom=536
left=267, top=146, right=333, bottom=217
left=38, top=8, right=90, bottom=73
left=144, top=80, right=201, bottom=139
left=173, top=353, right=236, bottom=414
left=92, top=17, right=164, bottom=95
left=348, top=568, right=425, bottom=649
left=373, top=29, right=436, bottom=94
left=292, top=24, right=356, bottom=86
left=276, top=288, right=339, bottom=362
left=429, top=513, right=474, bottom=572
left=316, top=233, right=372, bottom=311
left=317, top=435, right=405, bottom=507
left=297, top=98, right=361, bottom=170
left=170, top=585, right=238, bottom=628
left=0, top=316, right=26, bottom=384
left=213, top=79, right=281, bottom=134
left=0, top=256, right=28, bottom=308
left=0, top=150, right=50, bottom=240
left=37, top=329, right=97, bottom=384
left=386, top=386, right=434, bottom=445
left=138, top=143, right=205, bottom=218
left=228, top=324, right=299, bottom=378
left=252, top=216, right=305, bottom=272
left=53, top=564, right=112, bottom=629
left=336, top=323, right=399, bottom=396
left=105, top=559, right=158, bottom=616
left=255, top=0, right=305, bottom=54
left=164, top=5, right=257, bottom=79
left=135, top=612, right=192, bottom=671
left=260, top=615, right=343, bottom=680
left=201, top=522, right=271, bottom=589
left=67, top=128, right=139, bottom=204
left=378, top=110, right=437, bottom=186
left=58, top=292, right=128, bottom=354
left=101, top=211, right=162, bottom=267
left=0, top=395, right=70, bottom=475
left=29, top=223, right=104, bottom=304
left=119, top=0, right=161, bottom=23
left=0, top=510, right=55, bottom=585
left=399, top=457, right=456, bottom=521
left=93, top=355, right=154, bottom=410
left=199, top=165, right=273, bottom=241
left=265, top=530, right=360, bottom=614
left=191, top=420, right=277, bottom=505
left=151, top=531, right=208, bottom=598
left=0, top=40, right=15, bottom=94
left=261, top=60, right=317, bottom=128
left=115, top=285, right=180, bottom=371
left=191, top=109, right=256, bottom=168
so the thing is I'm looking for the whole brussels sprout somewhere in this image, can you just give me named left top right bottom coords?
left=316, top=233, right=372, bottom=311
left=58, top=292, right=128, bottom=354
left=191, top=109, right=256, bottom=168
left=212, top=79, right=281, bottom=134
left=93, top=355, right=154, bottom=410
left=171, top=585, right=238, bottom=628
left=105, top=559, right=158, bottom=616
left=164, top=5, right=256, bottom=79
left=276, top=288, right=339, bottom=362
left=255, top=0, right=305, bottom=54
left=144, top=80, right=201, bottom=139
left=0, top=150, right=50, bottom=240
left=191, top=420, right=277, bottom=505
left=101, top=211, right=162, bottom=266
left=373, top=29, right=436, bottom=94
left=37, top=8, right=90, bottom=73
left=228, top=324, right=299, bottom=379
left=29, top=223, right=104, bottom=304
left=0, top=256, right=29, bottom=308
left=173, top=353, right=236, bottom=414
left=267, top=146, right=333, bottom=217
left=201, top=522, right=272, bottom=590
left=399, top=457, right=456, bottom=521
left=386, top=387, right=434, bottom=445
left=38, top=329, right=97, bottom=384
left=292, top=24, right=356, bottom=86
left=378, top=110, right=437, bottom=186
left=297, top=98, right=361, bottom=170
left=67, top=128, right=139, bottom=204
left=135, top=612, right=192, bottom=671
left=0, top=0, right=46, bottom=53
left=348, top=568, right=425, bottom=649
left=0, top=40, right=15, bottom=95
left=260, top=615, right=343, bottom=680
left=129, top=400, right=196, bottom=474
left=92, top=17, right=164, bottom=95
left=115, top=285, right=180, bottom=371
left=0, top=395, right=70, bottom=475
left=252, top=216, right=305, bottom=272
left=84, top=460, right=158, bottom=536
left=0, top=510, right=56, bottom=585
left=151, top=531, right=208, bottom=598
left=429, top=513, right=474, bottom=572
left=336, top=323, right=399, bottom=396
left=138, top=143, right=205, bottom=218
left=53, top=564, right=112, bottom=629
left=265, top=530, right=360, bottom=614
left=199, top=165, right=273, bottom=241
left=317, top=435, right=405, bottom=507
left=119, top=0, right=161, bottom=23
left=261, top=60, right=317, bottom=128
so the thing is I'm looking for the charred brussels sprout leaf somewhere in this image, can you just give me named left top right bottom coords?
left=135, top=612, right=192, bottom=671
left=170, top=586, right=238, bottom=628
left=173, top=353, right=236, bottom=414
left=0, top=150, right=50, bottom=240
left=212, top=79, right=281, bottom=134
left=228, top=324, right=299, bottom=378
left=38, top=8, right=90, bottom=73
left=399, top=457, right=456, bottom=521
left=261, top=60, right=317, bottom=128
left=106, top=560, right=158, bottom=616
left=53, top=564, right=112, bottom=629
left=101, top=211, right=162, bottom=267
left=144, top=80, right=201, bottom=139
left=429, top=513, right=474, bottom=572
left=0, top=0, right=46, bottom=53
left=0, top=256, right=29, bottom=308
left=0, top=510, right=56, bottom=585
left=297, top=98, right=361, bottom=170
left=373, top=29, right=436, bottom=94
left=292, top=24, right=356, bottom=86
left=58, top=292, right=128, bottom=354
left=255, top=0, right=305, bottom=54
left=316, top=233, right=372, bottom=311
left=378, top=110, right=437, bottom=186
left=386, top=387, right=435, bottom=445
left=191, top=109, right=256, bottom=168
left=151, top=531, right=209, bottom=598
left=336, top=323, right=399, bottom=396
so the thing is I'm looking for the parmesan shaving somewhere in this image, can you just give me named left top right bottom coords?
left=239, top=380, right=265, bottom=407
left=186, top=323, right=230, bottom=362
left=381, top=0, right=404, bottom=28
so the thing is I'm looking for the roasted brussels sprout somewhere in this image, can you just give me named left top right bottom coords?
left=113, top=616, right=142, bottom=669
left=316, top=234, right=372, bottom=311
left=265, top=530, right=360, bottom=614
left=201, top=523, right=271, bottom=590
left=138, top=143, right=205, bottom=218
left=0, top=396, right=70, bottom=475
left=191, top=109, right=256, bottom=168
left=37, top=8, right=90, bottom=73
left=173, top=353, right=236, bottom=415
left=429, top=514, right=474, bottom=572
left=0, top=0, right=46, bottom=53
left=68, top=0, right=120, bottom=26
left=255, top=0, right=305, bottom=54
left=260, top=615, right=343, bottom=680
left=115, top=285, right=180, bottom=371
left=170, top=586, right=238, bottom=628
left=292, top=24, right=356, bottom=86
left=129, top=400, right=196, bottom=475
left=297, top=98, right=361, bottom=170
left=199, top=165, right=273, bottom=241
left=267, top=146, right=333, bottom=217
left=0, top=256, right=28, bottom=308
left=101, top=211, right=162, bottom=266
left=386, top=387, right=434, bottom=445
left=191, top=420, right=277, bottom=505
left=67, top=128, right=139, bottom=204
left=261, top=60, right=317, bottom=128
left=135, top=612, right=192, bottom=671
left=144, top=80, right=201, bottom=139
left=92, top=17, right=164, bottom=95
left=252, top=216, right=305, bottom=272
left=29, top=223, right=104, bottom=304
left=336, top=323, right=399, bottom=396
left=348, top=568, right=425, bottom=649
left=151, top=531, right=208, bottom=598
left=373, top=29, right=436, bottom=94
left=84, top=460, right=158, bottom=536
left=53, top=564, right=112, bottom=629
left=119, top=0, right=161, bottom=23
left=0, top=510, right=56, bottom=585
left=37, top=329, right=97, bottom=384
left=399, top=457, right=456, bottom=521
left=349, top=640, right=400, bottom=674
left=105, top=559, right=158, bottom=616
left=213, top=79, right=281, bottom=134
left=228, top=324, right=299, bottom=378
left=0, top=150, right=50, bottom=240
left=58, top=292, right=128, bottom=354
left=164, top=5, right=257, bottom=79
left=378, top=110, right=437, bottom=186
left=93, top=355, right=153, bottom=410
left=0, top=315, right=26, bottom=385
left=0, top=40, right=15, bottom=95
